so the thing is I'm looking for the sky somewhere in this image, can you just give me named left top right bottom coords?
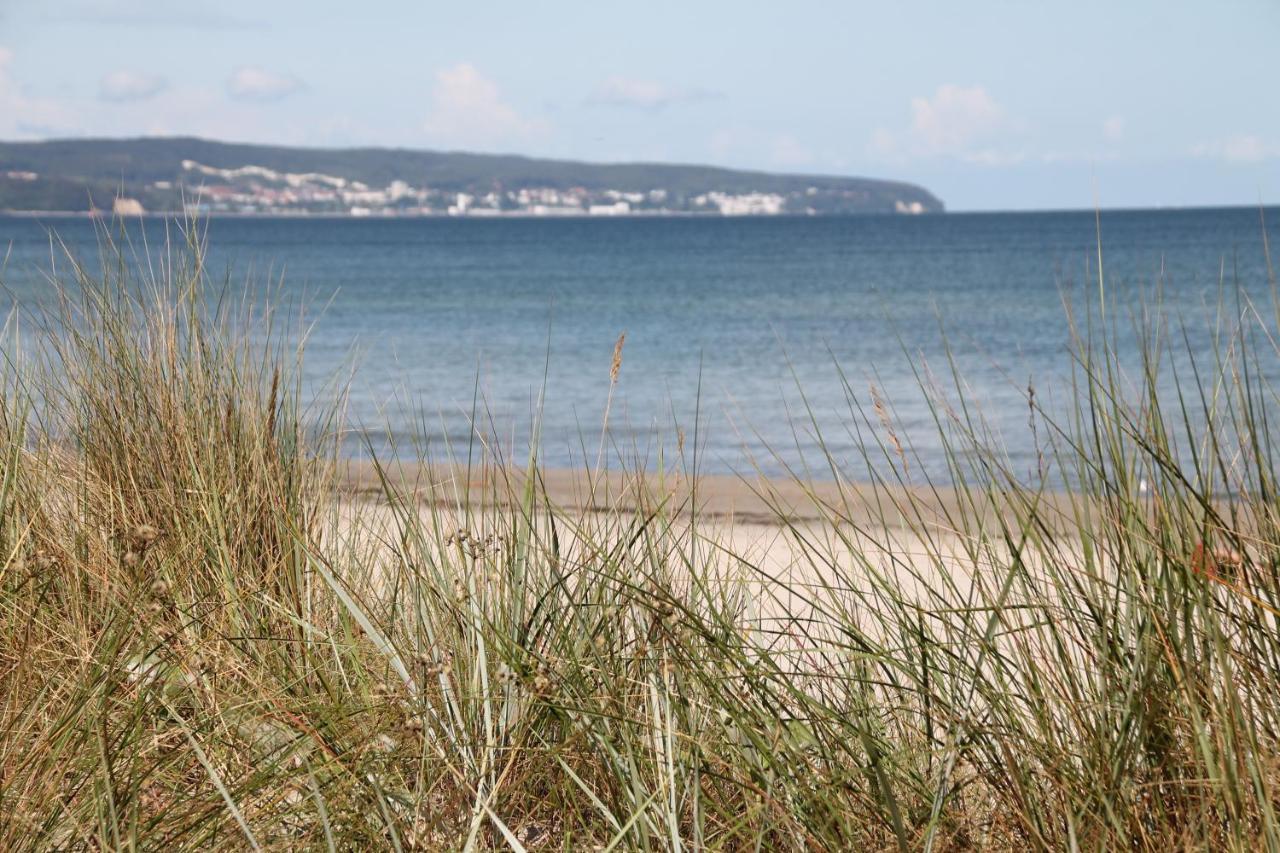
left=1, top=0, right=1277, bottom=211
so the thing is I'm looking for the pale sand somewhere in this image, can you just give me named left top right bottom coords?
left=334, top=461, right=1082, bottom=628
left=338, top=459, right=1078, bottom=528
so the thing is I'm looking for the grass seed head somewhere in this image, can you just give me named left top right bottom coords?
left=610, top=332, right=626, bottom=383
left=129, top=524, right=161, bottom=548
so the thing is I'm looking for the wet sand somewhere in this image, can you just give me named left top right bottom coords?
left=338, top=459, right=1076, bottom=530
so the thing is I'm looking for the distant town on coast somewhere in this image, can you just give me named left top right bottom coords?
left=0, top=137, right=943, bottom=217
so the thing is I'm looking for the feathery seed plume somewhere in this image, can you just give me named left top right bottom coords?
left=610, top=332, right=626, bottom=383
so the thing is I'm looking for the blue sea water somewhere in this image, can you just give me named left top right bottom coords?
left=2, top=208, right=1277, bottom=481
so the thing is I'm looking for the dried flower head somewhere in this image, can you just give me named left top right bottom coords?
left=610, top=332, right=626, bottom=383
left=870, top=384, right=908, bottom=476
left=130, top=524, right=161, bottom=548
left=426, top=649, right=455, bottom=677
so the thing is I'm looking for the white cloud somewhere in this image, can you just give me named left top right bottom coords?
left=0, top=47, right=362, bottom=144
left=870, top=84, right=1015, bottom=163
left=867, top=127, right=897, bottom=157
left=422, top=63, right=546, bottom=149
left=0, top=47, right=76, bottom=137
left=227, top=67, right=304, bottom=101
left=1225, top=135, right=1268, bottom=162
left=910, top=84, right=1006, bottom=152
left=1192, top=134, right=1275, bottom=163
left=590, top=77, right=670, bottom=109
left=99, top=69, right=166, bottom=101
left=771, top=134, right=814, bottom=167
left=707, top=127, right=741, bottom=160
left=1222, top=135, right=1269, bottom=163
left=587, top=76, right=721, bottom=110
left=1102, top=115, right=1125, bottom=142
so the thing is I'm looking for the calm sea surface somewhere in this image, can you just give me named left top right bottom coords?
left=2, top=208, right=1277, bottom=481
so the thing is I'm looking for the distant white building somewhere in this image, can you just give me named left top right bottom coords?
left=113, top=197, right=145, bottom=216
left=530, top=205, right=584, bottom=216
left=343, top=189, right=389, bottom=206
left=588, top=201, right=630, bottom=216
left=448, top=192, right=474, bottom=216
left=707, top=192, right=785, bottom=216
left=605, top=190, right=645, bottom=204
left=895, top=200, right=926, bottom=214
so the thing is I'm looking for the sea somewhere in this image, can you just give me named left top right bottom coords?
left=2, top=208, right=1277, bottom=483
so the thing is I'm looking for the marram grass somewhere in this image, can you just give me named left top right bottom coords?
left=1, top=224, right=1279, bottom=851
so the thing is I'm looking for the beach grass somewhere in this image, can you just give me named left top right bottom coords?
left=2, top=222, right=1279, bottom=850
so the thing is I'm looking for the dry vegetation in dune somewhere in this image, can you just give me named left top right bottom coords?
left=2, top=223, right=1280, bottom=850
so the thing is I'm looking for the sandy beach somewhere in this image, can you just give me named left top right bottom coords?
left=335, top=460, right=1091, bottom=633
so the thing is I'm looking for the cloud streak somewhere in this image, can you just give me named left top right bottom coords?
left=227, top=67, right=305, bottom=101
left=99, top=69, right=166, bottom=102
left=586, top=76, right=723, bottom=110
left=1192, top=134, right=1275, bottom=163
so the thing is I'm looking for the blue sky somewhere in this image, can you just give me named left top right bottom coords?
left=1, top=0, right=1277, bottom=210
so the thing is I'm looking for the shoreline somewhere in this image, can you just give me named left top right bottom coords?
left=338, top=459, right=1075, bottom=529
left=4, top=203, right=1274, bottom=220
left=0, top=209, right=921, bottom=220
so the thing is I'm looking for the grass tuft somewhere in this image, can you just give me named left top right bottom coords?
left=2, top=221, right=1279, bottom=849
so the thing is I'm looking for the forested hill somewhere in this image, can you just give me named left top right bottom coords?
left=0, top=136, right=943, bottom=216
